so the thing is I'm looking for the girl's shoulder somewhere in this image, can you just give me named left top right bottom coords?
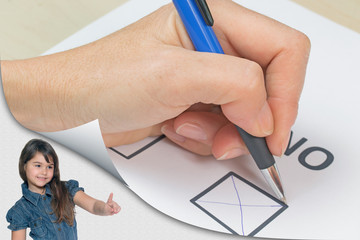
left=7, top=196, right=29, bottom=214
left=64, top=179, right=80, bottom=186
left=6, top=200, right=22, bottom=219
left=6, top=197, right=32, bottom=229
left=63, top=179, right=85, bottom=198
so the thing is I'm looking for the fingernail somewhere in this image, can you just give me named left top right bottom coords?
left=176, top=123, right=207, bottom=141
left=161, top=125, right=186, bottom=143
left=217, top=148, right=244, bottom=160
left=281, top=131, right=291, bottom=156
left=257, top=103, right=273, bottom=135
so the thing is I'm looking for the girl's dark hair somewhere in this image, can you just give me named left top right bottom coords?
left=19, top=139, right=75, bottom=226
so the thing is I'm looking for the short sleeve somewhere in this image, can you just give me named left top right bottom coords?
left=65, top=179, right=84, bottom=199
left=6, top=207, right=28, bottom=231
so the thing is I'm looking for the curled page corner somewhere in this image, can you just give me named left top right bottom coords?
left=39, top=120, right=126, bottom=185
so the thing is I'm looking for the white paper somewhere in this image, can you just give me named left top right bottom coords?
left=40, top=120, right=124, bottom=183
left=41, top=0, right=360, bottom=239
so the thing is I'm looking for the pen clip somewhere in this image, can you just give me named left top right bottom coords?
left=194, top=0, right=214, bottom=26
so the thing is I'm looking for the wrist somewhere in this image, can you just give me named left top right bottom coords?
left=94, top=200, right=108, bottom=216
left=1, top=59, right=44, bottom=130
left=1, top=51, right=95, bottom=132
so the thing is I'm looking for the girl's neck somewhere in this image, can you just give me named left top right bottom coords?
left=28, top=184, right=46, bottom=195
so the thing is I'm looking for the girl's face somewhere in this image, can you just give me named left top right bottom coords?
left=24, top=152, right=54, bottom=194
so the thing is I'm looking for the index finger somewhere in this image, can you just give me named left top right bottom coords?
left=210, top=0, right=311, bottom=155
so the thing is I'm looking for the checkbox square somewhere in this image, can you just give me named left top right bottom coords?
left=109, top=135, right=165, bottom=159
left=191, top=172, right=288, bottom=236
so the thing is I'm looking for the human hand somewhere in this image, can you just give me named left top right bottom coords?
left=104, top=193, right=121, bottom=216
left=1, top=0, right=310, bottom=159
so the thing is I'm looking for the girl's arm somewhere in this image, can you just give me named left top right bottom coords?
left=73, top=191, right=121, bottom=216
left=11, top=229, right=26, bottom=240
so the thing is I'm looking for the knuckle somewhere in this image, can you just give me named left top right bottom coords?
left=243, top=61, right=264, bottom=94
left=302, top=33, right=311, bottom=51
left=290, top=30, right=311, bottom=54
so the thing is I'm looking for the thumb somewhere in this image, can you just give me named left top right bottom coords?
left=107, top=192, right=113, bottom=203
left=164, top=49, right=273, bottom=137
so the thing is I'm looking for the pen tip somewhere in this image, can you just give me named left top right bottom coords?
left=261, top=164, right=287, bottom=204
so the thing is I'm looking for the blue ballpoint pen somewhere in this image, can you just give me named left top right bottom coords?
left=172, top=0, right=286, bottom=203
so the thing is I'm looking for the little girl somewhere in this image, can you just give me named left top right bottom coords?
left=6, top=139, right=121, bottom=240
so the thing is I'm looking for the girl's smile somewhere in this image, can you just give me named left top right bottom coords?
left=24, top=152, right=54, bottom=194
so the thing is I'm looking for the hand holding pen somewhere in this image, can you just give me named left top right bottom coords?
left=172, top=0, right=301, bottom=201
left=2, top=0, right=310, bottom=165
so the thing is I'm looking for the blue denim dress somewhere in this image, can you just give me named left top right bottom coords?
left=6, top=180, right=84, bottom=240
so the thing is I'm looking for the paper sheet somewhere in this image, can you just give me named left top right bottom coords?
left=42, top=0, right=360, bottom=239
left=40, top=120, right=124, bottom=183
